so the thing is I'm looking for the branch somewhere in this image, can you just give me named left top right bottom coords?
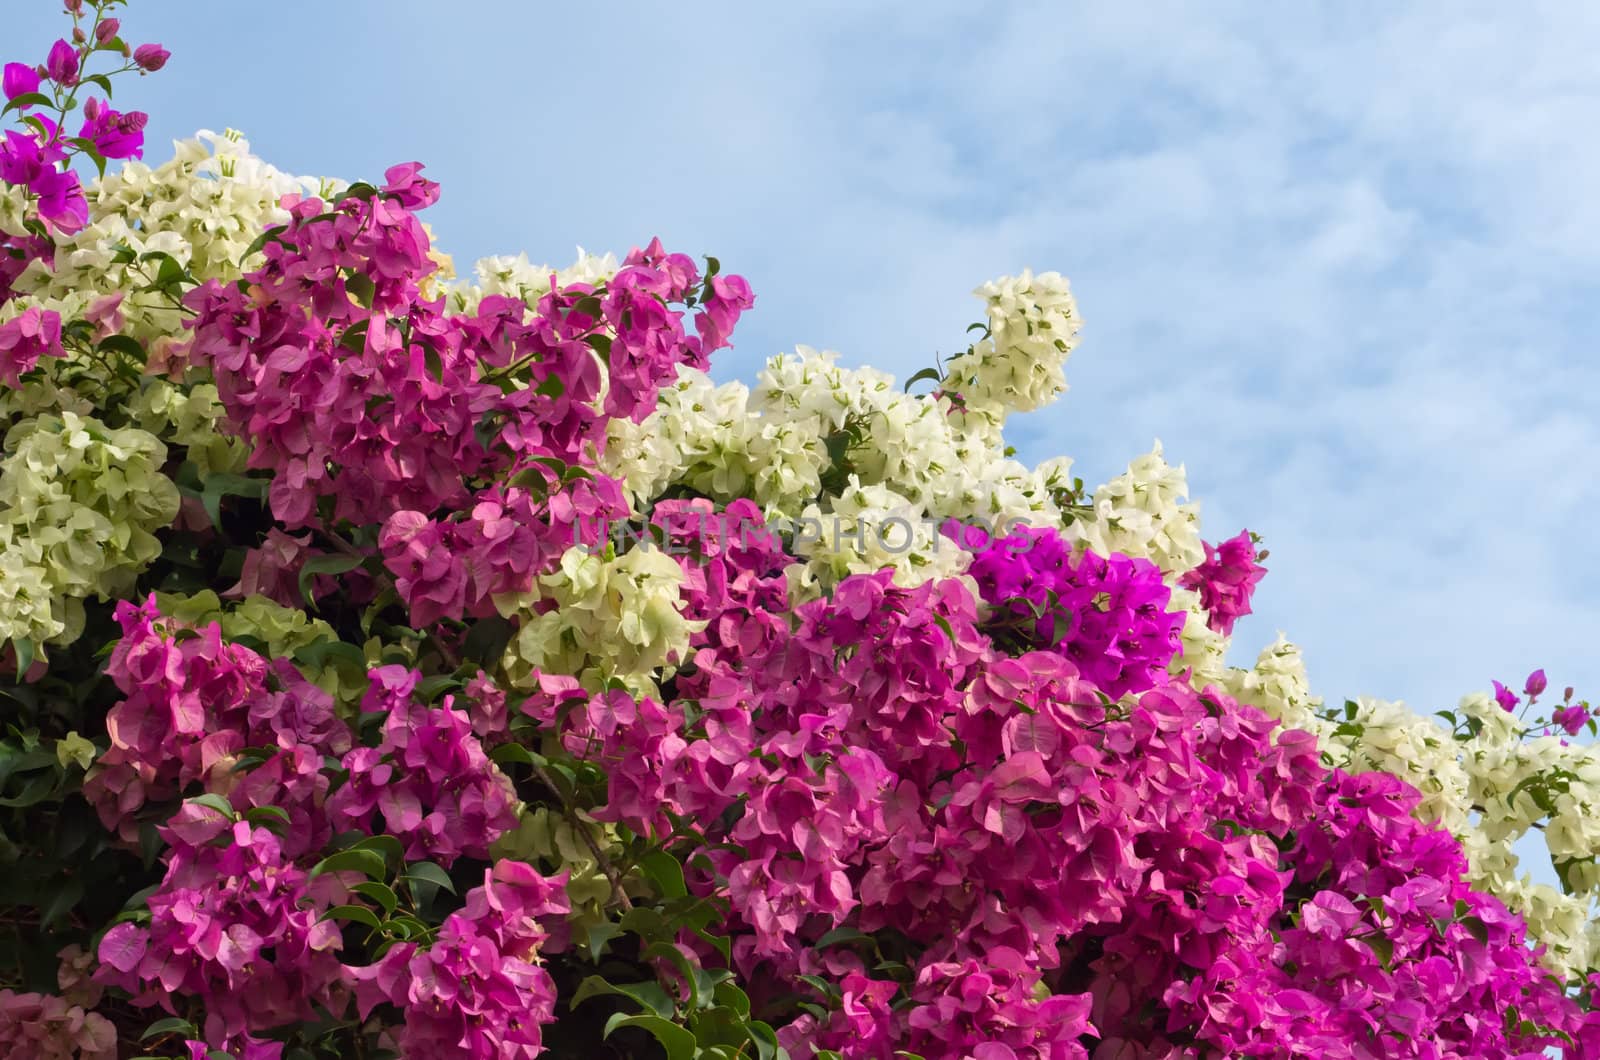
left=531, top=762, right=634, bottom=912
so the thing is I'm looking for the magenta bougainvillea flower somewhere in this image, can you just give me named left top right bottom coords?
left=1, top=7, right=1595, bottom=1057
left=1179, top=528, right=1268, bottom=635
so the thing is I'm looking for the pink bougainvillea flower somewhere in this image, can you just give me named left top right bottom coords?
left=0, top=305, right=64, bottom=386
left=1180, top=528, right=1269, bottom=635
left=77, top=99, right=146, bottom=159
left=1, top=62, right=39, bottom=101
left=44, top=39, right=78, bottom=85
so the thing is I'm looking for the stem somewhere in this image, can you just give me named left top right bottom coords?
left=531, top=762, right=634, bottom=912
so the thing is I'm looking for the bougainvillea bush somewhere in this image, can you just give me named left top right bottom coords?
left=5, top=3, right=1600, bottom=1058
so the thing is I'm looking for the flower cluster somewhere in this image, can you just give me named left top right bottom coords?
left=0, top=7, right=162, bottom=234
left=0, top=989, right=116, bottom=1059
left=328, top=666, right=518, bottom=864
left=3, top=6, right=1600, bottom=1056
left=96, top=817, right=346, bottom=1047
left=0, top=411, right=179, bottom=646
left=962, top=521, right=1185, bottom=699
left=84, top=596, right=350, bottom=849
left=350, top=860, right=570, bottom=1059
left=1180, top=528, right=1268, bottom=635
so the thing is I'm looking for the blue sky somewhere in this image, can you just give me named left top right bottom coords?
left=12, top=0, right=1598, bottom=716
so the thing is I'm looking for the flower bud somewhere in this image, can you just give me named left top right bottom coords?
left=1524, top=668, right=1548, bottom=698
left=95, top=18, right=120, bottom=44
left=132, top=43, right=169, bottom=72
left=72, top=27, right=86, bottom=44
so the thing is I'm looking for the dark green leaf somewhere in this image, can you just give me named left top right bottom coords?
left=902, top=366, right=942, bottom=393
left=413, top=674, right=462, bottom=702
left=351, top=834, right=405, bottom=864
left=310, top=848, right=387, bottom=881
left=585, top=920, right=625, bottom=962
left=199, top=472, right=268, bottom=531
left=299, top=553, right=365, bottom=609
left=637, top=849, right=687, bottom=900
left=241, top=224, right=290, bottom=261
left=489, top=742, right=541, bottom=769
left=321, top=904, right=382, bottom=931
left=402, top=860, right=456, bottom=895
left=814, top=925, right=872, bottom=949
left=463, top=615, right=515, bottom=667
left=243, top=804, right=289, bottom=828
left=141, top=1016, right=200, bottom=1041
left=186, top=792, right=237, bottom=819
left=345, top=271, right=375, bottom=309
left=603, top=1014, right=696, bottom=1060
left=2, top=93, right=53, bottom=116
left=745, top=1020, right=781, bottom=1060
left=642, top=940, right=701, bottom=1009
left=9, top=638, right=34, bottom=680
left=572, top=975, right=676, bottom=1019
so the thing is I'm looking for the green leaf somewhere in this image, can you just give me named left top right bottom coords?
left=603, top=1013, right=696, bottom=1060
left=585, top=920, right=625, bottom=962
left=813, top=925, right=872, bottom=950
left=1358, top=933, right=1394, bottom=969
left=351, top=833, right=405, bottom=864
left=291, top=639, right=367, bottom=672
left=637, top=849, right=688, bottom=900
left=241, top=224, right=290, bottom=261
left=643, top=940, right=701, bottom=1009
left=350, top=882, right=398, bottom=916
left=413, top=674, right=462, bottom=702
left=199, top=472, right=268, bottom=531
left=243, top=805, right=289, bottom=830
left=796, top=973, right=841, bottom=1002
left=573, top=975, right=677, bottom=1019
left=902, top=366, right=942, bottom=393
left=141, top=1016, right=200, bottom=1041
left=299, top=552, right=365, bottom=609
left=713, top=980, right=750, bottom=1019
left=745, top=1020, right=782, bottom=1060
left=401, top=860, right=456, bottom=895
left=2, top=92, right=53, bottom=116
left=464, top=615, right=515, bottom=668
left=97, top=334, right=146, bottom=364
left=322, top=904, right=383, bottom=931
left=1460, top=915, right=1489, bottom=945
left=309, top=848, right=387, bottom=881
left=41, top=877, right=85, bottom=929
left=9, top=638, right=35, bottom=681
left=345, top=271, right=375, bottom=309
left=155, top=254, right=188, bottom=291
left=489, top=742, right=542, bottom=769
left=186, top=792, right=237, bottom=820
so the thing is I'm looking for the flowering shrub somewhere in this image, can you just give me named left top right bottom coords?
left=2, top=2, right=1600, bottom=1058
